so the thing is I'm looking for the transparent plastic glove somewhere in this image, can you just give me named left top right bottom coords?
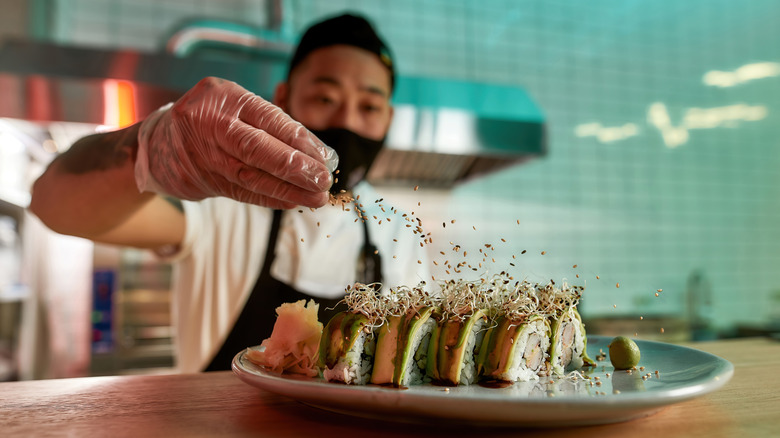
left=135, top=77, right=338, bottom=209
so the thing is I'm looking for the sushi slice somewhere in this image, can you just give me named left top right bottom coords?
left=317, top=283, right=385, bottom=385
left=370, top=306, right=435, bottom=387
left=548, top=308, right=595, bottom=376
left=317, top=311, right=376, bottom=384
left=476, top=314, right=550, bottom=382
left=426, top=308, right=488, bottom=386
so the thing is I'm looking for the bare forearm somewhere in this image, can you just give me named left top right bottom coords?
left=29, top=123, right=156, bottom=239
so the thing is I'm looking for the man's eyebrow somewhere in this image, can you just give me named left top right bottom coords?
left=312, top=76, right=388, bottom=98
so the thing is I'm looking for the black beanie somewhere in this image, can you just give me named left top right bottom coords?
left=287, top=14, right=395, bottom=92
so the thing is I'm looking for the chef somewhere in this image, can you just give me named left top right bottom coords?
left=29, top=14, right=429, bottom=372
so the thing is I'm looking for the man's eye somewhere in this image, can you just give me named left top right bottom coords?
left=362, top=104, right=381, bottom=113
left=316, top=96, right=335, bottom=105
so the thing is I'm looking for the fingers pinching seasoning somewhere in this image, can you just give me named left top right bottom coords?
left=135, top=77, right=337, bottom=208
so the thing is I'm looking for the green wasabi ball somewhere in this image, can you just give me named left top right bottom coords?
left=608, top=336, right=641, bottom=370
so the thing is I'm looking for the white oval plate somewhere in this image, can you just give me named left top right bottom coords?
left=232, top=336, right=733, bottom=427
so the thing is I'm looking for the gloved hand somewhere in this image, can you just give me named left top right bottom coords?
left=135, top=77, right=338, bottom=209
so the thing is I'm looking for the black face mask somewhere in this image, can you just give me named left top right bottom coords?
left=310, top=128, right=384, bottom=195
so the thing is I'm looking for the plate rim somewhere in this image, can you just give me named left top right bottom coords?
left=232, top=335, right=734, bottom=426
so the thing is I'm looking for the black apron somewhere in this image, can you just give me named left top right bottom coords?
left=204, top=208, right=381, bottom=371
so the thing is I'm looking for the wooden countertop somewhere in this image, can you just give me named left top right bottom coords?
left=0, top=338, right=777, bottom=437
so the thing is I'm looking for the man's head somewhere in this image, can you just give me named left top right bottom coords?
left=273, top=14, right=395, bottom=141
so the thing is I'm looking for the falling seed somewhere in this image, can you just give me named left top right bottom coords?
left=596, top=275, right=600, bottom=280
left=298, top=209, right=303, bottom=213
left=576, top=274, right=580, bottom=278
left=473, top=226, right=477, bottom=230
left=334, top=169, right=340, bottom=174
left=393, top=255, right=397, bottom=259
left=451, top=220, right=456, bottom=224
left=393, top=239, right=398, bottom=242
left=640, top=316, right=644, bottom=320
left=657, top=289, right=663, bottom=292
left=317, top=222, right=320, bottom=227
left=613, top=304, right=617, bottom=308
left=443, top=222, right=446, bottom=228
left=326, top=235, right=331, bottom=238
left=660, top=328, right=665, bottom=333
left=300, top=238, right=304, bottom=242
left=414, top=185, right=419, bottom=191
left=517, top=219, right=520, bottom=224
left=573, top=264, right=578, bottom=268
left=541, top=251, right=546, bottom=255
left=501, top=238, right=506, bottom=242
left=418, top=260, right=422, bottom=264
left=655, top=293, right=659, bottom=297
left=616, top=283, right=620, bottom=288
left=521, top=250, right=527, bottom=254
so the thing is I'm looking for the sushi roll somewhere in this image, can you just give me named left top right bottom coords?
left=477, top=314, right=550, bottom=382
left=426, top=308, right=488, bottom=386
left=425, top=278, right=491, bottom=386
left=537, top=281, right=595, bottom=376
left=317, top=311, right=376, bottom=384
left=371, top=283, right=436, bottom=387
left=548, top=307, right=595, bottom=375
left=317, top=283, right=384, bottom=384
left=370, top=306, right=435, bottom=387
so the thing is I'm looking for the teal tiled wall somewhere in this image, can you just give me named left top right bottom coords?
left=44, top=0, right=780, bottom=335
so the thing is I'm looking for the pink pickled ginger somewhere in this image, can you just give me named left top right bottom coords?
left=246, top=300, right=323, bottom=377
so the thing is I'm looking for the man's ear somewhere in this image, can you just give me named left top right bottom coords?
left=273, top=82, right=289, bottom=111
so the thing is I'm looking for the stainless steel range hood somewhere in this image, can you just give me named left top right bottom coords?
left=0, top=39, right=546, bottom=187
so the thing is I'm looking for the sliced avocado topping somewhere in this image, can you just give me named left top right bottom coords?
left=370, top=315, right=402, bottom=384
left=393, top=306, right=433, bottom=385
left=477, top=316, right=521, bottom=378
left=426, top=309, right=485, bottom=385
left=317, top=311, right=369, bottom=369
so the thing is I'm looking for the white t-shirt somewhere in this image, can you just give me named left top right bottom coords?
left=166, top=183, right=430, bottom=373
